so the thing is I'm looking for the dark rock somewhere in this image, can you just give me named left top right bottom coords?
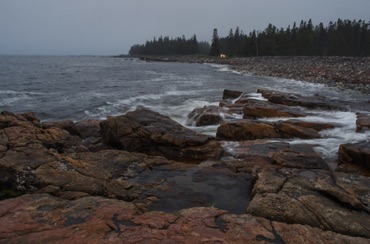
left=242, top=99, right=305, bottom=119
left=270, top=144, right=329, bottom=170
left=217, top=120, right=279, bottom=140
left=1, top=109, right=245, bottom=211
left=222, top=89, right=243, bottom=100
left=75, top=120, right=106, bottom=152
left=74, top=120, right=101, bottom=138
left=42, top=120, right=80, bottom=136
left=42, top=119, right=105, bottom=151
left=258, top=89, right=343, bottom=110
left=338, top=142, right=370, bottom=170
left=222, top=141, right=329, bottom=172
left=187, top=105, right=224, bottom=126
left=356, top=113, right=370, bottom=132
left=0, top=111, right=173, bottom=201
left=43, top=119, right=101, bottom=139
left=275, top=120, right=334, bottom=139
left=217, top=119, right=334, bottom=140
left=101, top=108, right=224, bottom=162
left=34, top=149, right=174, bottom=200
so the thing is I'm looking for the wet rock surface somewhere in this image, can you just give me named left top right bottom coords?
left=1, top=87, right=370, bottom=242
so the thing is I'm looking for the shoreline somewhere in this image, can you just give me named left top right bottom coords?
left=137, top=55, right=370, bottom=94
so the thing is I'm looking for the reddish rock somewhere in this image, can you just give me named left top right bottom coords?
left=0, top=194, right=368, bottom=243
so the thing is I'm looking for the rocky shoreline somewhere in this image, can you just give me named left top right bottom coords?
left=139, top=55, right=370, bottom=94
left=1, top=87, right=370, bottom=242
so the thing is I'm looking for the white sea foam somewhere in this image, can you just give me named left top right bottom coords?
left=207, top=63, right=241, bottom=75
left=0, top=90, right=20, bottom=95
left=267, top=111, right=370, bottom=162
left=245, top=92, right=268, bottom=101
left=0, top=91, right=32, bottom=106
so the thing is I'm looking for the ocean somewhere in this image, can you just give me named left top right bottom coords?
left=1, top=55, right=369, bottom=163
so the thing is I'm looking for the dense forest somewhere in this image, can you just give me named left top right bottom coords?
left=129, top=19, right=370, bottom=57
left=128, top=35, right=210, bottom=56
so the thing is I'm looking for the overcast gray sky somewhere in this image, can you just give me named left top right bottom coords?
left=1, top=0, right=369, bottom=55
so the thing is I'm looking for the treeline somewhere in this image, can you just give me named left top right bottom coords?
left=215, top=19, right=370, bottom=57
left=128, top=19, right=370, bottom=57
left=128, top=35, right=210, bottom=55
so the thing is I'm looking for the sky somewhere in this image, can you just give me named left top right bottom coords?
left=1, top=0, right=369, bottom=55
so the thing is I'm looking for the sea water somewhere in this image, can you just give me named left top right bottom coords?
left=1, top=55, right=369, bottom=162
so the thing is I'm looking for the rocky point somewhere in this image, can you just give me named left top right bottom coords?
left=0, top=87, right=369, bottom=243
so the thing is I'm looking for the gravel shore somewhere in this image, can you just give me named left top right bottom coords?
left=139, top=56, right=370, bottom=94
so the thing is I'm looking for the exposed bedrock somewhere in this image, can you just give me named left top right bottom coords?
left=1, top=86, right=370, bottom=242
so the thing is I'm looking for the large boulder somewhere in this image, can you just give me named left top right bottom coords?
left=100, top=108, right=224, bottom=162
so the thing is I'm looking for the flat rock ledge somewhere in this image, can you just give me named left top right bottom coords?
left=1, top=194, right=369, bottom=244
left=1, top=87, right=370, bottom=243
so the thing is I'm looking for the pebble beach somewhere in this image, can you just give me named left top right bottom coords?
left=140, top=55, right=370, bottom=94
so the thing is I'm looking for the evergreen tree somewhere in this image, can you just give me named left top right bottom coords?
left=128, top=34, right=203, bottom=56
left=129, top=19, right=370, bottom=57
left=209, top=28, right=221, bottom=56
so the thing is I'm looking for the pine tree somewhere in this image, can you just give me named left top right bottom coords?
left=210, top=28, right=221, bottom=56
